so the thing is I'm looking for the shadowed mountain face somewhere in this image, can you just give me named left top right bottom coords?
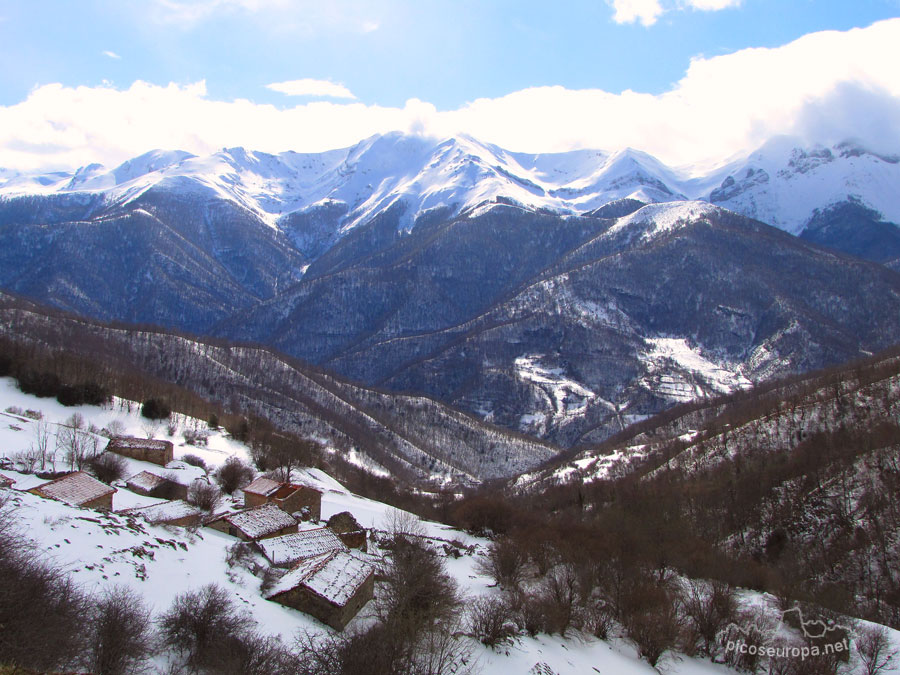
left=2, top=135, right=900, bottom=452
left=215, top=201, right=900, bottom=446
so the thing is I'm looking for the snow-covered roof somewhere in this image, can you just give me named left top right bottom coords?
left=108, top=437, right=172, bottom=450
left=125, top=470, right=167, bottom=492
left=124, top=499, right=202, bottom=524
left=243, top=476, right=282, bottom=497
left=219, top=502, right=296, bottom=539
left=266, top=550, right=374, bottom=607
left=32, top=471, right=115, bottom=507
left=257, top=527, right=347, bottom=566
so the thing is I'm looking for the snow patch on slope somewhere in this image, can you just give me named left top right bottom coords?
left=639, top=338, right=752, bottom=403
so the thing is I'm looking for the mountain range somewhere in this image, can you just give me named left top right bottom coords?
left=2, top=132, right=899, bottom=456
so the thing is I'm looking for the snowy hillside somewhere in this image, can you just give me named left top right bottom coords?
left=0, top=376, right=769, bottom=674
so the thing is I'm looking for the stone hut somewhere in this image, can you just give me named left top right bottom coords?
left=265, top=550, right=375, bottom=630
left=243, top=476, right=321, bottom=521
left=29, top=471, right=115, bottom=510
left=124, top=500, right=204, bottom=527
left=0, top=473, right=15, bottom=489
left=206, top=502, right=298, bottom=541
left=256, top=527, right=348, bottom=568
left=106, top=437, right=174, bottom=466
left=326, top=511, right=367, bottom=552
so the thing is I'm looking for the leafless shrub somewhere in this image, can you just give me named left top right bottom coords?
left=540, top=564, right=580, bottom=636
left=856, top=624, right=899, bottom=675
left=620, top=577, right=682, bottom=668
left=0, top=519, right=89, bottom=671
left=681, top=579, right=739, bottom=657
left=225, top=542, right=254, bottom=569
left=475, top=536, right=527, bottom=590
left=85, top=585, right=154, bottom=675
left=467, top=595, right=517, bottom=648
left=88, top=451, right=129, bottom=484
left=216, top=456, right=255, bottom=494
left=104, top=419, right=127, bottom=438
left=183, top=429, right=209, bottom=447
left=201, top=631, right=297, bottom=675
left=187, top=481, right=222, bottom=512
left=584, top=601, right=616, bottom=640
left=158, top=584, right=255, bottom=672
left=181, top=453, right=208, bottom=471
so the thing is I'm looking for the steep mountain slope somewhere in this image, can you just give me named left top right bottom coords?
left=511, top=345, right=900, bottom=628
left=0, top=292, right=556, bottom=482
left=2, top=133, right=900, bottom=446
left=220, top=201, right=900, bottom=446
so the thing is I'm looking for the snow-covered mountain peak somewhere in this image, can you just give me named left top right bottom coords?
left=2, top=131, right=898, bottom=254
left=708, top=137, right=900, bottom=234
left=607, top=200, right=720, bottom=243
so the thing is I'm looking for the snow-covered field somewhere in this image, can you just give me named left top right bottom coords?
left=5, top=375, right=894, bottom=674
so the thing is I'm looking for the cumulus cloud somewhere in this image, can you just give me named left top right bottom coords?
left=266, top=79, right=356, bottom=99
left=150, top=0, right=289, bottom=23
left=610, top=0, right=741, bottom=25
left=610, top=0, right=664, bottom=26
left=685, top=0, right=741, bottom=10
left=1, top=20, right=899, bottom=172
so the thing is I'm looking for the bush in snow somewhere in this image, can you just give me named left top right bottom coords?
left=475, top=535, right=527, bottom=590
left=0, top=497, right=88, bottom=671
left=141, top=397, right=171, bottom=420
left=855, top=624, right=899, bottom=675
left=158, top=583, right=254, bottom=672
left=85, top=585, right=154, bottom=675
left=181, top=453, right=208, bottom=471
left=216, top=456, right=255, bottom=494
left=187, top=481, right=222, bottom=512
left=467, top=595, right=517, bottom=648
left=88, top=452, right=128, bottom=484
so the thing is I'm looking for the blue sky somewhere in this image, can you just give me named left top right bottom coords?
left=0, top=0, right=899, bottom=170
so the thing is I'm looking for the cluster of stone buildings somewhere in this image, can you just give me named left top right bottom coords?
left=3, top=435, right=376, bottom=631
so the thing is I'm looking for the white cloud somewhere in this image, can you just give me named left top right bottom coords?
left=2, top=20, right=899, bottom=173
left=361, top=20, right=379, bottom=33
left=266, top=79, right=356, bottom=99
left=610, top=0, right=664, bottom=26
left=102, top=50, right=122, bottom=60
left=685, top=0, right=741, bottom=10
left=610, top=0, right=741, bottom=25
left=150, top=0, right=288, bottom=23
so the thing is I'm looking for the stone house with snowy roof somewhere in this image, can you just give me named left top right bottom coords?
left=243, top=476, right=321, bottom=521
left=124, top=500, right=204, bottom=527
left=265, top=550, right=375, bottom=630
left=206, top=502, right=298, bottom=541
left=256, top=527, right=348, bottom=568
left=326, top=511, right=367, bottom=551
left=106, top=436, right=174, bottom=466
left=29, top=471, right=115, bottom=510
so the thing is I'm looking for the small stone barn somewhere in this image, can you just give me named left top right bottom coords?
left=0, top=473, right=15, bottom=489
left=124, top=500, right=203, bottom=527
left=243, top=476, right=321, bottom=521
left=206, top=502, right=298, bottom=541
left=106, top=437, right=174, bottom=466
left=29, top=471, right=116, bottom=510
left=265, top=550, right=375, bottom=630
left=327, top=511, right=367, bottom=552
left=256, top=527, right=348, bottom=568
left=125, top=470, right=175, bottom=497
